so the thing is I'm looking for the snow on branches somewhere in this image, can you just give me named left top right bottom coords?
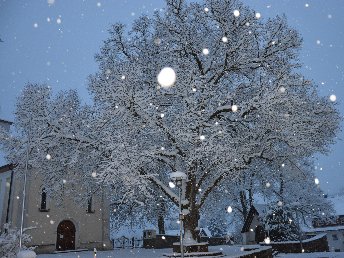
left=0, top=0, right=340, bottom=242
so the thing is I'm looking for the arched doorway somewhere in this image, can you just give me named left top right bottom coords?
left=56, top=220, right=76, bottom=251
left=255, top=225, right=265, bottom=243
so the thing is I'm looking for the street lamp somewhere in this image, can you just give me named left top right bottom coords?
left=169, top=171, right=187, bottom=258
left=17, top=123, right=36, bottom=258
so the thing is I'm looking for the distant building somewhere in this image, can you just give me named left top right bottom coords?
left=304, top=195, right=344, bottom=252
left=0, top=118, right=113, bottom=254
left=0, top=118, right=12, bottom=132
left=0, top=163, right=15, bottom=226
left=0, top=119, right=14, bottom=227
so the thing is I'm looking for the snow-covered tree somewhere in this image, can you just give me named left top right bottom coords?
left=264, top=206, right=299, bottom=242
left=0, top=84, right=102, bottom=204
left=85, top=0, right=339, bottom=242
left=217, top=157, right=334, bottom=242
left=1, top=0, right=340, bottom=244
left=0, top=224, right=33, bottom=258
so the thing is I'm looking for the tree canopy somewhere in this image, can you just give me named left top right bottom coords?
left=0, top=0, right=340, bottom=243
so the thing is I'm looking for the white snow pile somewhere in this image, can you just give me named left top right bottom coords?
left=17, top=250, right=37, bottom=258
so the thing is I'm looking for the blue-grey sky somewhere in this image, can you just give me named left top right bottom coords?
left=0, top=0, right=343, bottom=194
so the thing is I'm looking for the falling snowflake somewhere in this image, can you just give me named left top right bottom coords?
left=255, top=12, right=261, bottom=19
left=329, top=94, right=336, bottom=102
left=202, top=48, right=209, bottom=55
left=315, top=178, right=320, bottom=185
left=222, top=36, right=228, bottom=43
left=200, top=135, right=205, bottom=141
left=231, top=105, right=238, bottom=112
left=233, top=10, right=240, bottom=17
left=227, top=206, right=233, bottom=213
left=279, top=87, right=286, bottom=93
left=46, top=154, right=52, bottom=160
left=157, top=67, right=176, bottom=88
left=204, top=7, right=209, bottom=12
left=154, top=38, right=161, bottom=45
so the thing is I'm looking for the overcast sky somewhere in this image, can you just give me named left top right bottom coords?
left=0, top=0, right=343, bottom=195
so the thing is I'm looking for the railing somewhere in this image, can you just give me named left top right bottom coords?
left=112, top=237, right=143, bottom=249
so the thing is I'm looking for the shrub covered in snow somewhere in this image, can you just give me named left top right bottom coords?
left=0, top=224, right=34, bottom=258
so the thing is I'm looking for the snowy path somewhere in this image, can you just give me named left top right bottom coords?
left=277, top=252, right=344, bottom=258
left=37, top=245, right=257, bottom=258
left=37, top=246, right=344, bottom=258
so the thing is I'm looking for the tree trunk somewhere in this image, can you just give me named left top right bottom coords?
left=182, top=173, right=200, bottom=243
left=183, top=207, right=200, bottom=243
left=240, top=190, right=249, bottom=220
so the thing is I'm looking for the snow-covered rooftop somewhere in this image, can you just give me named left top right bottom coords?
left=304, top=225, right=344, bottom=233
left=254, top=204, right=268, bottom=216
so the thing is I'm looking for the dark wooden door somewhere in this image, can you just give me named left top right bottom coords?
left=56, top=220, right=76, bottom=251
left=255, top=225, right=265, bottom=243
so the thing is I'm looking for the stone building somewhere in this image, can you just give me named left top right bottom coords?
left=0, top=118, right=112, bottom=254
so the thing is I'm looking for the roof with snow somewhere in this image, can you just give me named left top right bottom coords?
left=304, top=225, right=344, bottom=233
left=164, top=227, right=212, bottom=237
left=241, top=204, right=267, bottom=233
left=0, top=163, right=16, bottom=174
left=0, top=119, right=13, bottom=125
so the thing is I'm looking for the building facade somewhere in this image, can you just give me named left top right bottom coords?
left=7, top=171, right=113, bottom=254
left=0, top=119, right=14, bottom=227
left=0, top=118, right=113, bottom=254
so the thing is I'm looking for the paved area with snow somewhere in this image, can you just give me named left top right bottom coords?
left=277, top=252, right=344, bottom=257
left=36, top=245, right=257, bottom=258
left=36, top=246, right=344, bottom=258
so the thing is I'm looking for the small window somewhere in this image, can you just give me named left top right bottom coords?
left=87, top=196, right=94, bottom=213
left=335, top=249, right=340, bottom=252
left=332, top=234, right=338, bottom=241
left=39, top=188, right=49, bottom=212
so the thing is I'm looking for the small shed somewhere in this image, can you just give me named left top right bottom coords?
left=241, top=204, right=268, bottom=245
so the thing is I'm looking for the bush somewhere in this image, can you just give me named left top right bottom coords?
left=0, top=224, right=34, bottom=258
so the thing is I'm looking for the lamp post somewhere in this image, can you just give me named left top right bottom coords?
left=169, top=171, right=187, bottom=258
left=19, top=127, right=30, bottom=250
left=17, top=122, right=36, bottom=258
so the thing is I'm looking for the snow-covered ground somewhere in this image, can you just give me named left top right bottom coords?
left=36, top=246, right=344, bottom=258
left=277, top=252, right=344, bottom=258
left=36, top=245, right=263, bottom=258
